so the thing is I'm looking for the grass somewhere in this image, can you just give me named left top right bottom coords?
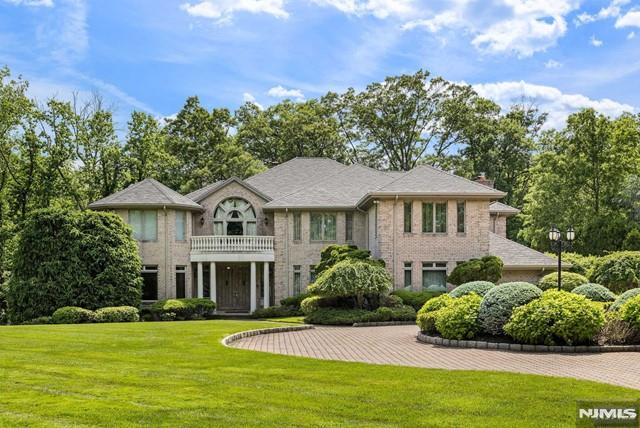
left=0, top=320, right=637, bottom=427
left=262, top=316, right=305, bottom=324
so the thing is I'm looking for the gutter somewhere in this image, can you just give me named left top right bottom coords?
left=163, top=205, right=169, bottom=299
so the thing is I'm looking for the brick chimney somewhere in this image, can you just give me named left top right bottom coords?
left=474, top=172, right=494, bottom=188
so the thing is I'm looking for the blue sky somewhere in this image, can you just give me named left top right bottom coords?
left=1, top=0, right=639, bottom=130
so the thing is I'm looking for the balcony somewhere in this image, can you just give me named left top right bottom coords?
left=190, top=235, right=275, bottom=262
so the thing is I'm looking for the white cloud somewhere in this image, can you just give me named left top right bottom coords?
left=243, top=92, right=263, bottom=109
left=473, top=80, right=635, bottom=129
left=544, top=59, right=562, bottom=68
left=575, top=0, right=630, bottom=25
left=267, top=85, right=304, bottom=100
left=628, top=31, right=636, bottom=38
left=180, top=0, right=288, bottom=23
left=33, top=0, right=88, bottom=65
left=3, top=0, right=53, bottom=6
left=616, top=9, right=640, bottom=28
left=590, top=35, right=603, bottom=46
left=312, top=0, right=414, bottom=19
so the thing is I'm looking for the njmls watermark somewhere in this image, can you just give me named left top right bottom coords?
left=577, top=401, right=639, bottom=427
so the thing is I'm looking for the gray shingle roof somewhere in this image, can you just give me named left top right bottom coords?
left=489, top=232, right=557, bottom=269
left=89, top=178, right=203, bottom=211
left=185, top=180, right=224, bottom=202
left=185, top=177, right=271, bottom=203
left=489, top=201, right=520, bottom=215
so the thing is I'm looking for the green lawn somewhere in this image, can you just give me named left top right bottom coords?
left=0, top=321, right=636, bottom=427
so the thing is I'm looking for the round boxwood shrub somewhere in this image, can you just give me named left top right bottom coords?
left=7, top=208, right=143, bottom=323
left=571, top=283, right=616, bottom=302
left=51, top=306, right=97, bottom=324
left=591, top=251, right=640, bottom=293
left=435, top=293, right=482, bottom=340
left=504, top=290, right=605, bottom=346
left=610, top=288, right=640, bottom=312
left=449, top=281, right=495, bottom=298
left=95, top=306, right=140, bottom=323
left=538, top=272, right=588, bottom=291
left=447, top=256, right=503, bottom=286
left=619, top=295, right=640, bottom=330
left=416, top=294, right=453, bottom=333
left=308, top=259, right=391, bottom=308
left=478, top=282, right=542, bottom=335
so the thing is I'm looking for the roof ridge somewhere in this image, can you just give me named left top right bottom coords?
left=417, top=164, right=500, bottom=191
left=147, top=178, right=181, bottom=204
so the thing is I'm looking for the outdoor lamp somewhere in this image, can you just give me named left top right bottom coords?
left=549, top=225, right=575, bottom=291
left=548, top=225, right=560, bottom=242
left=566, top=226, right=575, bottom=242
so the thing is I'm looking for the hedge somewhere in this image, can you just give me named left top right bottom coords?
left=6, top=208, right=142, bottom=323
left=478, top=282, right=542, bottom=335
left=449, top=281, right=495, bottom=298
left=538, top=272, right=588, bottom=291
left=252, top=305, right=302, bottom=318
left=51, top=307, right=97, bottom=324
left=571, top=283, right=617, bottom=302
left=95, top=306, right=140, bottom=323
left=390, top=289, right=442, bottom=310
left=591, top=251, right=640, bottom=293
left=150, top=298, right=216, bottom=321
left=504, top=290, right=605, bottom=346
left=304, top=305, right=416, bottom=325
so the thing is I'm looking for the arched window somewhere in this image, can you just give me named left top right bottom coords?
left=213, top=198, right=257, bottom=236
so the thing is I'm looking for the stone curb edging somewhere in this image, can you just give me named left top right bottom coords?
left=222, top=325, right=315, bottom=347
left=417, top=332, right=640, bottom=353
left=352, top=321, right=416, bottom=327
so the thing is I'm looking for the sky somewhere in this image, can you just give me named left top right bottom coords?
left=1, top=0, right=639, bottom=131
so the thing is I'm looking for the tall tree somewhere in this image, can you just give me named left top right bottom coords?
left=164, top=96, right=265, bottom=193
left=236, top=99, right=348, bottom=167
left=124, top=111, right=175, bottom=184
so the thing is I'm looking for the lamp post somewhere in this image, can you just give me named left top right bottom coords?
left=548, top=225, right=575, bottom=291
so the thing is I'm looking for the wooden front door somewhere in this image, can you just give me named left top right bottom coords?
left=216, top=263, right=250, bottom=312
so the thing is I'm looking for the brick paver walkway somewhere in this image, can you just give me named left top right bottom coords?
left=230, top=325, right=640, bottom=389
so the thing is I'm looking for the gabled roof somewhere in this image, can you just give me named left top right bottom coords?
left=185, top=177, right=271, bottom=203
left=89, top=178, right=203, bottom=211
left=264, top=164, right=397, bottom=209
left=489, top=201, right=520, bottom=216
left=489, top=232, right=557, bottom=270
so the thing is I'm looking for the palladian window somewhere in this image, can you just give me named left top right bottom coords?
left=213, top=198, right=257, bottom=236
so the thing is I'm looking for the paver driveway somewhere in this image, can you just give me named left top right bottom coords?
left=230, top=324, right=640, bottom=389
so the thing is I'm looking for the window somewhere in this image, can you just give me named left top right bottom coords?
left=310, top=213, right=336, bottom=241
left=141, top=265, right=158, bottom=300
left=403, top=262, right=412, bottom=288
left=213, top=198, right=256, bottom=236
left=422, top=262, right=447, bottom=292
left=421, top=202, right=447, bottom=234
left=129, top=210, right=157, bottom=241
left=457, top=201, right=465, bottom=233
left=404, top=201, right=412, bottom=233
left=309, top=265, right=317, bottom=284
left=345, top=212, right=353, bottom=241
left=293, top=265, right=301, bottom=295
left=176, top=266, right=186, bottom=298
left=293, top=212, right=301, bottom=241
left=175, top=211, right=186, bottom=241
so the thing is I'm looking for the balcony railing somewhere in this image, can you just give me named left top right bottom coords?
left=191, top=235, right=274, bottom=254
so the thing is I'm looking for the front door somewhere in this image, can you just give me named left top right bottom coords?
left=216, top=263, right=250, bottom=312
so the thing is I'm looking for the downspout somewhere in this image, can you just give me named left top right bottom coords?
left=393, top=195, right=398, bottom=287
left=285, top=208, right=289, bottom=296
left=163, top=206, right=169, bottom=299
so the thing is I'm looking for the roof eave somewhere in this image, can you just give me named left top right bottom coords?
left=89, top=202, right=203, bottom=212
left=190, top=177, right=273, bottom=203
left=356, top=191, right=507, bottom=208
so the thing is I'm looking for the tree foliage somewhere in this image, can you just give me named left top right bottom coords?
left=315, top=244, right=382, bottom=276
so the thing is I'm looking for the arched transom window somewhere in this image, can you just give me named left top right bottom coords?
left=213, top=198, right=257, bottom=236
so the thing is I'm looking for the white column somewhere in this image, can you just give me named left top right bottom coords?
left=210, top=262, right=216, bottom=305
left=250, top=261, right=257, bottom=313
left=263, top=262, right=270, bottom=309
left=197, top=262, right=203, bottom=298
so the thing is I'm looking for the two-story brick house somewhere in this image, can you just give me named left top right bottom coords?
left=89, top=157, right=557, bottom=313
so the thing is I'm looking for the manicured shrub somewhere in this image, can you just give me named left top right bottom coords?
left=309, top=260, right=391, bottom=308
left=591, top=251, right=640, bottom=293
left=447, top=256, right=503, bottom=286
left=619, top=295, right=640, bottom=330
left=150, top=298, right=216, bottom=321
left=315, top=244, right=384, bottom=276
left=21, top=316, right=52, bottom=325
left=7, top=208, right=142, bottom=323
left=538, top=272, right=588, bottom=291
left=435, top=293, right=482, bottom=340
left=449, top=281, right=495, bottom=298
left=504, top=290, right=605, bottom=346
left=251, top=305, right=302, bottom=318
left=51, top=307, right=97, bottom=324
left=300, top=296, right=322, bottom=315
left=390, top=289, right=442, bottom=310
left=478, top=282, right=542, bottom=335
left=95, top=306, right=140, bottom=323
left=571, top=283, right=616, bottom=302
left=380, top=294, right=404, bottom=308
left=280, top=293, right=310, bottom=309
left=304, top=305, right=416, bottom=325
left=610, top=288, right=640, bottom=312
left=416, top=294, right=453, bottom=333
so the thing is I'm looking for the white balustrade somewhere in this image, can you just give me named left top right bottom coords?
left=191, top=235, right=274, bottom=254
